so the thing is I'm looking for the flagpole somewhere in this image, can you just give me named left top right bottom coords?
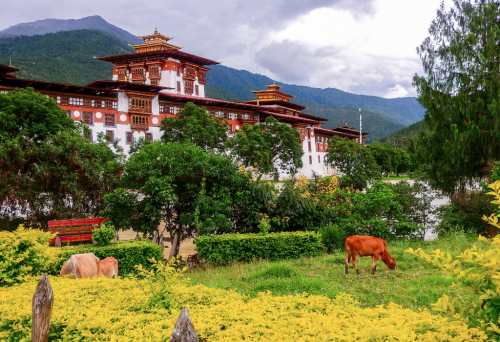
left=359, top=108, right=362, bottom=145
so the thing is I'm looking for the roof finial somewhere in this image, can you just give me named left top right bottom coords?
left=154, top=27, right=158, bottom=34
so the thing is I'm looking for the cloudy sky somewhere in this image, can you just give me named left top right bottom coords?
left=0, top=0, right=449, bottom=98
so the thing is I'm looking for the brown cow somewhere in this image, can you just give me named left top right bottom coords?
left=60, top=253, right=101, bottom=279
left=344, top=235, right=396, bottom=275
left=99, top=257, right=119, bottom=278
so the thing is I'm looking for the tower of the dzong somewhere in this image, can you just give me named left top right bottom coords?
left=97, top=29, right=218, bottom=97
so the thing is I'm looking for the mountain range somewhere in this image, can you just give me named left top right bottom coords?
left=0, top=16, right=426, bottom=142
left=0, top=15, right=142, bottom=45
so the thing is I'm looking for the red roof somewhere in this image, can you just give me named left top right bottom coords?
left=260, top=111, right=320, bottom=125
left=159, top=92, right=266, bottom=110
left=96, top=49, right=219, bottom=66
left=246, top=99, right=306, bottom=111
left=0, top=64, right=19, bottom=74
left=315, top=127, right=359, bottom=139
left=299, top=112, right=328, bottom=121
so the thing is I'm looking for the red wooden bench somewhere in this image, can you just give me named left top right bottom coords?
left=49, top=218, right=107, bottom=247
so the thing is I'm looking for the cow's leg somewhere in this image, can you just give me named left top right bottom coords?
left=352, top=254, right=360, bottom=275
left=345, top=253, right=351, bottom=274
left=371, top=255, right=378, bottom=274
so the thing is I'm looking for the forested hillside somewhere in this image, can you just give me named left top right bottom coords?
left=301, top=102, right=405, bottom=143
left=207, top=65, right=425, bottom=126
left=0, top=30, right=134, bottom=85
left=0, top=15, right=142, bottom=44
left=379, top=120, right=427, bottom=143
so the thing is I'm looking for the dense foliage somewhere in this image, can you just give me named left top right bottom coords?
left=230, top=116, right=303, bottom=179
left=365, top=143, right=412, bottom=176
left=0, top=30, right=134, bottom=85
left=103, top=142, right=251, bottom=257
left=92, top=222, right=117, bottom=246
left=195, top=231, right=323, bottom=264
left=0, top=226, right=55, bottom=287
left=0, top=88, right=123, bottom=229
left=378, top=119, right=427, bottom=149
left=412, top=0, right=500, bottom=194
left=325, top=135, right=380, bottom=190
left=408, top=236, right=500, bottom=339
left=46, top=239, right=164, bottom=277
left=160, top=102, right=228, bottom=152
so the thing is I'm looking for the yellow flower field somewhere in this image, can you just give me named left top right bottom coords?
left=0, top=276, right=488, bottom=341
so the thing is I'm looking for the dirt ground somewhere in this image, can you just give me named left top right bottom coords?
left=117, top=229, right=196, bottom=260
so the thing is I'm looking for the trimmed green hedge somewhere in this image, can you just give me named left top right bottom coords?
left=47, top=239, right=163, bottom=277
left=194, top=232, right=324, bottom=264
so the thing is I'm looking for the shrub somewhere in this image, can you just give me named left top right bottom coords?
left=0, top=276, right=487, bottom=341
left=194, top=232, right=324, bottom=264
left=406, top=180, right=500, bottom=340
left=319, top=223, right=350, bottom=252
left=46, top=239, right=163, bottom=277
left=0, top=226, right=56, bottom=286
left=92, top=222, right=117, bottom=246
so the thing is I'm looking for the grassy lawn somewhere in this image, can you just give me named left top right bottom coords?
left=187, top=233, right=481, bottom=312
left=381, top=174, right=411, bottom=181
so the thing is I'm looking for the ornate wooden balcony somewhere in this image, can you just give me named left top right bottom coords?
left=131, top=114, right=150, bottom=132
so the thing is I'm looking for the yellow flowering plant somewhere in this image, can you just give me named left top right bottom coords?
left=0, top=275, right=488, bottom=341
left=0, top=225, right=56, bottom=286
left=405, top=180, right=500, bottom=340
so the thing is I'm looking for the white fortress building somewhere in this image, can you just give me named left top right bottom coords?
left=0, top=29, right=368, bottom=178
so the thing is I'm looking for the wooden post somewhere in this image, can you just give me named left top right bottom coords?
left=153, top=231, right=158, bottom=244
left=32, top=274, right=54, bottom=342
left=170, top=307, right=197, bottom=342
left=54, top=236, right=61, bottom=248
left=135, top=232, right=141, bottom=240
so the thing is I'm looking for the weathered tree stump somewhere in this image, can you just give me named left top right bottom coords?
left=54, top=236, right=61, bottom=248
left=170, top=307, right=197, bottom=342
left=32, top=274, right=54, bottom=342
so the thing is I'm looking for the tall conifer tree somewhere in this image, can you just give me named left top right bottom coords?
left=412, top=0, right=500, bottom=194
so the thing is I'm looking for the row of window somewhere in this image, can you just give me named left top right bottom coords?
left=85, top=130, right=153, bottom=143
left=309, top=155, right=327, bottom=164
left=53, top=96, right=117, bottom=110
left=307, top=141, right=329, bottom=152
left=68, top=111, right=117, bottom=126
left=176, top=81, right=199, bottom=95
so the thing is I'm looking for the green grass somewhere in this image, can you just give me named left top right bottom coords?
left=381, top=174, right=411, bottom=181
left=186, top=232, right=481, bottom=311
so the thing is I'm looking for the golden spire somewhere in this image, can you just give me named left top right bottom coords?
left=154, top=27, right=158, bottom=34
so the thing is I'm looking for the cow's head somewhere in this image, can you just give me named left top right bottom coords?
left=388, top=257, right=396, bottom=270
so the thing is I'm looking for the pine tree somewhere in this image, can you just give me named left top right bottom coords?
left=412, top=0, right=500, bottom=194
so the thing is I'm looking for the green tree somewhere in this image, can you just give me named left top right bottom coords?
left=366, top=144, right=394, bottom=176
left=394, top=148, right=412, bottom=176
left=412, top=0, right=500, bottom=194
left=0, top=88, right=124, bottom=229
left=160, top=102, right=228, bottom=152
left=229, top=116, right=303, bottom=179
left=325, top=136, right=380, bottom=190
left=103, top=142, right=251, bottom=257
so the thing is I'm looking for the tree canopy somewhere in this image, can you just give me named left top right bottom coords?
left=0, top=88, right=124, bottom=229
left=412, top=0, right=500, bottom=194
left=103, top=142, right=251, bottom=257
left=325, top=136, right=380, bottom=190
left=229, top=116, right=303, bottom=179
left=160, top=102, right=228, bottom=152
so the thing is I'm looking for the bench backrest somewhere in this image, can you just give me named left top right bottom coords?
left=48, top=218, right=107, bottom=245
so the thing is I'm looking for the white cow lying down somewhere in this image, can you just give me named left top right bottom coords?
left=60, top=253, right=118, bottom=279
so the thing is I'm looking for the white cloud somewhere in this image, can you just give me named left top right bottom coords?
left=0, top=0, right=451, bottom=97
left=384, top=84, right=409, bottom=98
